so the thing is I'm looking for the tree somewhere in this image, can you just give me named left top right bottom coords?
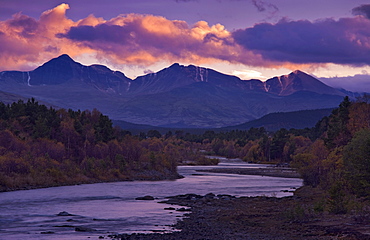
left=270, top=128, right=289, bottom=161
left=147, top=130, right=161, bottom=139
left=348, top=102, right=370, bottom=135
left=292, top=139, right=329, bottom=187
left=94, top=114, right=113, bottom=142
left=325, top=96, right=351, bottom=148
left=343, top=128, right=370, bottom=198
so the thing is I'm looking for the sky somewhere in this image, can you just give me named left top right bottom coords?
left=1, top=0, right=370, bottom=91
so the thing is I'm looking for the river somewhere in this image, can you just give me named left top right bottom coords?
left=0, top=159, right=302, bottom=239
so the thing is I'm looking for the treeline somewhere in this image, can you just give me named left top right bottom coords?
left=3, top=96, right=370, bottom=210
left=158, top=124, right=323, bottom=162
left=150, top=96, right=369, bottom=213
left=0, top=99, right=214, bottom=191
left=291, top=96, right=370, bottom=213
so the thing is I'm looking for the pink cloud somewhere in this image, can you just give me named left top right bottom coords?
left=1, top=3, right=370, bottom=73
left=0, top=4, right=267, bottom=71
left=58, top=14, right=266, bottom=67
left=0, top=4, right=83, bottom=70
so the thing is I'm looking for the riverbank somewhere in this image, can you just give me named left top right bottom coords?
left=110, top=186, right=370, bottom=240
left=197, top=166, right=301, bottom=178
left=0, top=170, right=183, bottom=192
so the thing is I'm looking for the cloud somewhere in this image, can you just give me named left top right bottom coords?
left=0, top=4, right=267, bottom=71
left=233, top=17, right=370, bottom=66
left=232, top=69, right=265, bottom=79
left=57, top=12, right=266, bottom=67
left=144, top=69, right=154, bottom=74
left=0, top=3, right=85, bottom=70
left=320, top=74, right=370, bottom=93
left=1, top=3, right=370, bottom=73
left=251, top=0, right=278, bottom=14
left=352, top=4, right=370, bottom=19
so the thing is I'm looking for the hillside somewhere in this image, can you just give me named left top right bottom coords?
left=223, top=108, right=334, bottom=131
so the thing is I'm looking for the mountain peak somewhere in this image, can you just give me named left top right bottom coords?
left=168, top=63, right=182, bottom=69
left=39, top=54, right=78, bottom=68
left=56, top=54, right=73, bottom=60
left=291, top=70, right=305, bottom=75
left=48, top=54, right=76, bottom=64
left=265, top=70, right=344, bottom=96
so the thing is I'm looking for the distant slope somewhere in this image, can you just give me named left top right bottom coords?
left=112, top=119, right=170, bottom=135
left=222, top=108, right=334, bottom=131
left=0, top=91, right=31, bottom=104
left=114, top=108, right=334, bottom=134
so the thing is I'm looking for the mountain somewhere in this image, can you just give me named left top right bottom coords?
left=0, top=54, right=354, bottom=128
left=263, top=70, right=344, bottom=96
left=128, top=63, right=251, bottom=95
left=0, top=55, right=133, bottom=117
left=222, top=108, right=334, bottom=131
left=0, top=54, right=132, bottom=94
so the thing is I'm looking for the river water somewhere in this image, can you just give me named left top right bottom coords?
left=0, top=159, right=302, bottom=240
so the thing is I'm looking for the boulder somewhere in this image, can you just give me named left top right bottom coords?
left=75, top=226, right=96, bottom=232
left=135, top=195, right=155, bottom=200
left=57, top=211, right=73, bottom=216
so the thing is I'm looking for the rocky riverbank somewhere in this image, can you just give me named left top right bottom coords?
left=109, top=187, right=370, bottom=240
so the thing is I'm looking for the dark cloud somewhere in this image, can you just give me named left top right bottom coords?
left=60, top=24, right=134, bottom=44
left=352, top=4, right=370, bottom=19
left=233, top=17, right=370, bottom=65
left=8, top=14, right=39, bottom=38
left=251, top=0, right=278, bottom=13
left=59, top=19, right=193, bottom=58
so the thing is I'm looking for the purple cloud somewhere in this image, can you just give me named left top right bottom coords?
left=320, top=74, right=370, bottom=93
left=57, top=14, right=264, bottom=66
left=352, top=4, right=370, bottom=19
left=8, top=14, right=39, bottom=38
left=233, top=17, right=370, bottom=65
left=251, top=0, right=278, bottom=13
left=60, top=25, right=134, bottom=44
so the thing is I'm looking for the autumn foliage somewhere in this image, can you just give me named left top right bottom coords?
left=3, top=96, right=370, bottom=209
left=165, top=96, right=370, bottom=211
left=0, top=99, right=190, bottom=191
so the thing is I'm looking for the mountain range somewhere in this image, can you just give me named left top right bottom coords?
left=0, top=54, right=353, bottom=128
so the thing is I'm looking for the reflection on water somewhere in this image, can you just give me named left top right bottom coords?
left=0, top=159, right=302, bottom=239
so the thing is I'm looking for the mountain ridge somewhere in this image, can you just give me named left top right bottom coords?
left=0, top=54, right=355, bottom=128
left=0, top=54, right=348, bottom=97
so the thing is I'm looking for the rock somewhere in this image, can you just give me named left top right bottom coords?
left=164, top=207, right=176, bottom=210
left=176, top=207, right=191, bottom=212
left=57, top=211, right=73, bottom=216
left=75, top=226, right=96, bottom=232
left=168, top=194, right=203, bottom=200
left=205, top=193, right=216, bottom=199
left=217, top=194, right=235, bottom=200
left=135, top=195, right=155, bottom=200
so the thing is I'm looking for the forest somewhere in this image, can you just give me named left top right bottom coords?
left=1, top=96, right=370, bottom=213
left=0, top=99, right=215, bottom=191
left=166, top=95, right=370, bottom=213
